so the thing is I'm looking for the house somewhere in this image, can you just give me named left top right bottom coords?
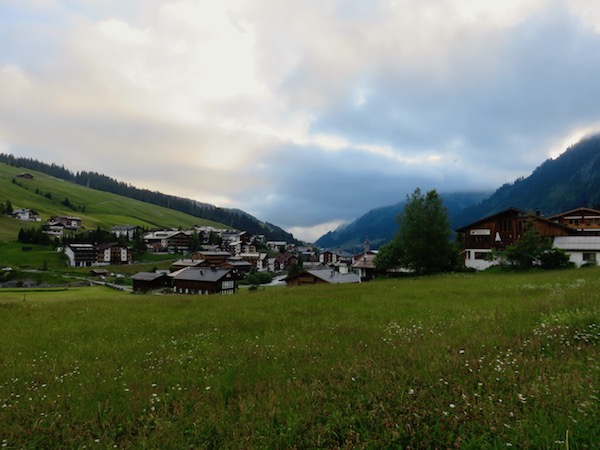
left=352, top=252, right=378, bottom=282
left=111, top=225, right=141, bottom=240
left=266, top=241, right=287, bottom=251
left=552, top=236, right=600, bottom=267
left=274, top=253, right=298, bottom=271
left=132, top=272, right=173, bottom=293
left=319, top=250, right=338, bottom=264
left=144, top=230, right=191, bottom=253
left=65, top=244, right=98, bottom=267
left=97, top=243, right=132, bottom=265
left=220, top=258, right=253, bottom=272
left=51, top=215, right=82, bottom=230
left=285, top=269, right=360, bottom=286
left=11, top=208, right=41, bottom=222
left=190, top=250, right=232, bottom=266
left=42, top=221, right=66, bottom=238
left=456, top=207, right=575, bottom=270
left=170, top=267, right=238, bottom=295
left=171, top=259, right=204, bottom=271
left=547, top=207, right=600, bottom=234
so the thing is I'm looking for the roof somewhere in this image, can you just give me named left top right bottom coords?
left=456, top=207, right=575, bottom=234
left=287, top=269, right=360, bottom=284
left=132, top=272, right=170, bottom=281
left=547, top=207, right=600, bottom=219
left=170, top=267, right=233, bottom=282
left=553, top=236, right=600, bottom=251
left=352, top=253, right=377, bottom=269
left=172, top=259, right=204, bottom=267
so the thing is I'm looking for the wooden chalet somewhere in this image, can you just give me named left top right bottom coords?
left=190, top=250, right=232, bottom=266
left=170, top=267, right=238, bottom=295
left=285, top=269, right=360, bottom=287
left=456, top=207, right=575, bottom=270
left=132, top=272, right=173, bottom=293
left=547, top=207, right=600, bottom=235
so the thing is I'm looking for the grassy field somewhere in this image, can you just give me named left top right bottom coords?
left=0, top=269, right=598, bottom=449
left=0, top=162, right=225, bottom=242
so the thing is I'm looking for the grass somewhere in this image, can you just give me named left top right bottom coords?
left=0, top=270, right=598, bottom=448
left=0, top=162, right=226, bottom=242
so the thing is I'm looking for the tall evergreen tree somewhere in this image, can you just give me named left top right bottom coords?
left=376, top=188, right=454, bottom=275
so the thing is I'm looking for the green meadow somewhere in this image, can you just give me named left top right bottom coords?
left=0, top=162, right=225, bottom=242
left=0, top=269, right=598, bottom=449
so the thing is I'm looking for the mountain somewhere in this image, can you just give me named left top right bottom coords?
left=455, top=134, right=600, bottom=228
left=0, top=154, right=297, bottom=243
left=315, top=191, right=490, bottom=252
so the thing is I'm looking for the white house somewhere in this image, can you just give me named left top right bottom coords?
left=552, top=236, right=600, bottom=267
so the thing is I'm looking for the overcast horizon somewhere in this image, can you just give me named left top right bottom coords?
left=2, top=1, right=600, bottom=241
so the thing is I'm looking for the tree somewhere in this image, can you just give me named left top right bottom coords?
left=375, top=188, right=454, bottom=275
left=492, top=226, right=553, bottom=269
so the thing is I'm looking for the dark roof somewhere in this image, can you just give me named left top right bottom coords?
left=170, top=267, right=233, bottom=282
left=132, top=272, right=170, bottom=281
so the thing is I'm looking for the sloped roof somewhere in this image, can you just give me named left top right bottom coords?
left=132, top=272, right=169, bottom=281
left=553, top=236, right=600, bottom=251
left=286, top=269, right=360, bottom=284
left=170, top=267, right=233, bottom=282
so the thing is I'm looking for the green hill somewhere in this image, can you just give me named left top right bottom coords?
left=0, top=162, right=226, bottom=242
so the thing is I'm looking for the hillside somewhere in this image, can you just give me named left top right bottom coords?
left=0, top=154, right=298, bottom=243
left=0, top=162, right=227, bottom=242
left=456, top=134, right=600, bottom=227
left=315, top=191, right=489, bottom=251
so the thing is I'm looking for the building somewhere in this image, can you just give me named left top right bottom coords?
left=132, top=272, right=173, bottom=292
left=11, top=208, right=41, bottom=222
left=170, top=267, right=238, bottom=295
left=65, top=244, right=98, bottom=267
left=144, top=230, right=191, bottom=253
left=97, top=243, right=132, bottom=265
left=552, top=236, right=600, bottom=267
left=547, top=207, right=600, bottom=234
left=285, top=269, right=360, bottom=286
left=111, top=225, right=141, bottom=240
left=456, top=207, right=575, bottom=270
left=51, top=216, right=82, bottom=230
left=352, top=252, right=378, bottom=282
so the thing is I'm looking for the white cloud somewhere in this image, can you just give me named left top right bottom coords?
left=2, top=0, right=600, bottom=242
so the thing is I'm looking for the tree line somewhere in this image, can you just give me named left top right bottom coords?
left=0, top=153, right=296, bottom=242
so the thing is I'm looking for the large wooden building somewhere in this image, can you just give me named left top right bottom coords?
left=284, top=269, right=360, bottom=286
left=456, top=208, right=575, bottom=270
left=170, top=267, right=238, bottom=295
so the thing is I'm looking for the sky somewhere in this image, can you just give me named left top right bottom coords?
left=2, top=1, right=600, bottom=241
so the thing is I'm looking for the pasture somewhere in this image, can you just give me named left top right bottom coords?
left=0, top=269, right=598, bottom=448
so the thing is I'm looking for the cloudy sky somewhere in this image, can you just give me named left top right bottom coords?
left=2, top=0, right=600, bottom=241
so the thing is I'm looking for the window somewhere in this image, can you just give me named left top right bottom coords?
left=222, top=280, right=234, bottom=289
left=583, top=253, right=596, bottom=262
left=474, top=252, right=488, bottom=260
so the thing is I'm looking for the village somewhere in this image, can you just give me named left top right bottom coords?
left=7, top=185, right=600, bottom=295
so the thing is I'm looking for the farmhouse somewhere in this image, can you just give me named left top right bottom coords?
left=547, top=207, right=600, bottom=234
left=456, top=207, right=577, bottom=270
left=170, top=267, right=238, bottom=295
left=132, top=272, right=172, bottom=293
left=51, top=215, right=82, bottom=230
left=144, top=230, right=191, bottom=253
left=285, top=269, right=360, bottom=286
left=11, top=208, right=41, bottom=222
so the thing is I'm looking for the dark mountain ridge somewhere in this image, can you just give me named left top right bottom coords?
left=316, top=133, right=600, bottom=251
left=0, top=153, right=298, bottom=243
left=315, top=191, right=490, bottom=252
left=456, top=134, right=600, bottom=227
